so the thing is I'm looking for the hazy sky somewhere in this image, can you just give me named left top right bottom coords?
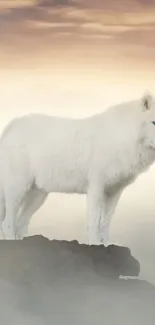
left=1, top=0, right=155, bottom=118
left=1, top=0, right=155, bottom=283
left=1, top=0, right=155, bottom=75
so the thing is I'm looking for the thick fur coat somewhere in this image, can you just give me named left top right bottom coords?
left=0, top=93, right=155, bottom=244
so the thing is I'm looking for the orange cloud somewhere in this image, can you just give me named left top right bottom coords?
left=1, top=0, right=155, bottom=73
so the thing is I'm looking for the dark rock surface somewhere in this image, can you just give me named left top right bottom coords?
left=0, top=236, right=154, bottom=325
left=0, top=235, right=140, bottom=280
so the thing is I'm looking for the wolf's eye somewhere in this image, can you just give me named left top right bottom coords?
left=152, top=121, right=155, bottom=125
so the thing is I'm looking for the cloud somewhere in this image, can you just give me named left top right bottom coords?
left=80, top=34, right=113, bottom=40
left=74, top=0, right=155, bottom=10
left=52, top=31, right=72, bottom=36
left=65, top=8, right=90, bottom=22
left=38, top=0, right=76, bottom=6
left=30, top=21, right=78, bottom=29
left=81, top=23, right=137, bottom=33
left=1, top=0, right=155, bottom=71
left=0, top=1, right=34, bottom=9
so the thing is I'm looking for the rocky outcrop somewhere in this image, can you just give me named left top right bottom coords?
left=0, top=236, right=154, bottom=325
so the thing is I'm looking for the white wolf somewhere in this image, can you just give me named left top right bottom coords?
left=0, top=93, right=155, bottom=244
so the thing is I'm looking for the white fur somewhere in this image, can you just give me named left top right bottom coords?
left=0, top=93, right=155, bottom=244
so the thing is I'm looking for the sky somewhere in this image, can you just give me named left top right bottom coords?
left=1, top=0, right=155, bottom=283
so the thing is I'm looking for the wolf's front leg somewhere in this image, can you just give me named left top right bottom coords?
left=100, top=189, right=123, bottom=247
left=87, top=186, right=106, bottom=246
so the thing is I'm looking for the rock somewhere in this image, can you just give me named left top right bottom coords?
left=0, top=236, right=140, bottom=281
left=0, top=236, right=154, bottom=325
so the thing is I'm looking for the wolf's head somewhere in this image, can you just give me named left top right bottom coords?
left=139, top=93, right=155, bottom=150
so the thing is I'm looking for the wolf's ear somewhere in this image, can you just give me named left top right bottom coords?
left=142, top=92, right=153, bottom=111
